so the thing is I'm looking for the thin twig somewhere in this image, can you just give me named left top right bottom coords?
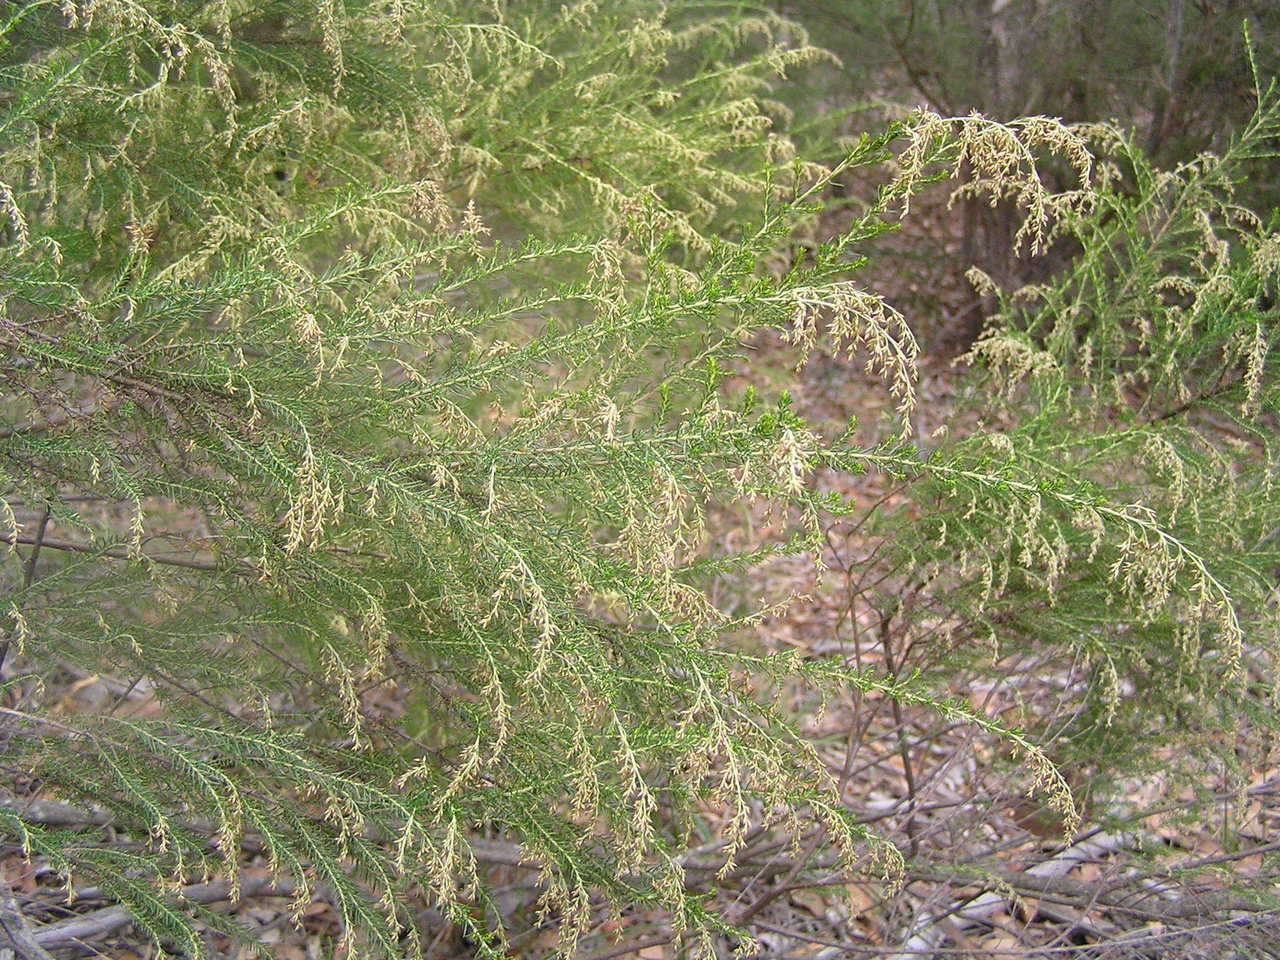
left=879, top=610, right=920, bottom=859
left=756, top=910, right=1280, bottom=955
left=0, top=504, right=50, bottom=674
left=0, top=531, right=237, bottom=573
left=19, top=507, right=50, bottom=590
left=575, top=932, right=672, bottom=960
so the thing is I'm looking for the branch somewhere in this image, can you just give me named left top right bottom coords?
left=0, top=876, right=57, bottom=960
left=31, top=875, right=294, bottom=951
left=0, top=532, right=243, bottom=574
left=0, top=505, right=49, bottom=673
left=1, top=793, right=528, bottom=867
left=891, top=828, right=1278, bottom=959
left=0, top=398, right=126, bottom=442
left=576, top=933, right=672, bottom=960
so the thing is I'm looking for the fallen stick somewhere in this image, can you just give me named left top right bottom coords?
left=32, top=875, right=294, bottom=951
left=1, top=877, right=57, bottom=960
left=890, top=829, right=1278, bottom=957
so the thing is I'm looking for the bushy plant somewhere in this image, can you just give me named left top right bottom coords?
left=785, top=0, right=1280, bottom=346
left=1, top=2, right=1275, bottom=958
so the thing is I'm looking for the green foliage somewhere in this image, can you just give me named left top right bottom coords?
left=0, top=1, right=1276, bottom=958
left=941, top=82, right=1280, bottom=771
left=787, top=0, right=1280, bottom=342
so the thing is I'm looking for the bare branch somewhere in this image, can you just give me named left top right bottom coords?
left=31, top=875, right=295, bottom=951
left=0, top=877, right=58, bottom=960
left=0, top=531, right=241, bottom=574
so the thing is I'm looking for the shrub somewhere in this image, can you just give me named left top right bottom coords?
left=1, top=2, right=1275, bottom=958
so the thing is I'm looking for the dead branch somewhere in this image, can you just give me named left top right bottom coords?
left=0, top=876, right=57, bottom=960
left=31, top=875, right=294, bottom=951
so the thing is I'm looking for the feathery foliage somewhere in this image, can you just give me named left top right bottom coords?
left=1, top=1, right=1276, bottom=957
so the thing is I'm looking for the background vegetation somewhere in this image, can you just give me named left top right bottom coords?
left=1, top=1, right=1276, bottom=958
